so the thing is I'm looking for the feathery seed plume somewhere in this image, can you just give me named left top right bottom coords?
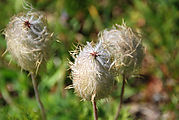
left=99, top=23, right=144, bottom=76
left=70, top=42, right=114, bottom=101
left=4, top=11, right=52, bottom=74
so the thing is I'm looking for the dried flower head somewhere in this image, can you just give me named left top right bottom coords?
left=99, top=23, right=144, bottom=76
left=4, top=11, right=52, bottom=73
left=70, top=42, right=114, bottom=101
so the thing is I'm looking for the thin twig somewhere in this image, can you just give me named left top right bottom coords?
left=92, top=94, right=98, bottom=120
left=92, top=99, right=98, bottom=120
left=31, top=73, right=46, bottom=120
left=114, top=74, right=126, bottom=120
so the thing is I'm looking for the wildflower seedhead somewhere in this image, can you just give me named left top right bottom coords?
left=99, top=23, right=144, bottom=75
left=4, top=11, right=52, bottom=73
left=70, top=42, right=114, bottom=101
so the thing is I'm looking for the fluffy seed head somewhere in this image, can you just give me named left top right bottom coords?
left=70, top=42, right=114, bottom=101
left=4, top=11, right=52, bottom=73
left=99, top=24, right=144, bottom=75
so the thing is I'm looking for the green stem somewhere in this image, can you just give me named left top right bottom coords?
left=114, top=74, right=126, bottom=120
left=92, top=99, right=98, bottom=120
left=31, top=73, right=46, bottom=120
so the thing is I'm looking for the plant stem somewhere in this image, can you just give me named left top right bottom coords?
left=114, top=74, right=126, bottom=120
left=92, top=99, right=98, bottom=120
left=31, top=73, right=46, bottom=120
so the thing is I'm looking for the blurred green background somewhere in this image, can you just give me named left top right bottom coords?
left=0, top=0, right=179, bottom=120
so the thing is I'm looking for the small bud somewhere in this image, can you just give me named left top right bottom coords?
left=4, top=11, right=52, bottom=73
left=99, top=23, right=144, bottom=75
left=70, top=42, right=114, bottom=101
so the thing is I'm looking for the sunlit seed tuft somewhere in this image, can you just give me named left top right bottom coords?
left=70, top=42, right=114, bottom=101
left=4, top=11, right=52, bottom=73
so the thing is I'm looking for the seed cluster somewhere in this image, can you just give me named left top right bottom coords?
left=99, top=24, right=144, bottom=76
left=4, top=11, right=52, bottom=73
left=70, top=42, right=114, bottom=101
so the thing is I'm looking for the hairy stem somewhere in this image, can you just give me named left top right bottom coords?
left=92, top=99, right=98, bottom=120
left=31, top=73, right=46, bottom=120
left=114, top=74, right=126, bottom=120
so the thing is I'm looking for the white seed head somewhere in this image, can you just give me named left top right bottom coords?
left=70, top=42, right=114, bottom=101
left=4, top=11, right=52, bottom=73
left=99, top=24, right=144, bottom=75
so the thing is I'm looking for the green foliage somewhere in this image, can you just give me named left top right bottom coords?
left=0, top=0, right=178, bottom=119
